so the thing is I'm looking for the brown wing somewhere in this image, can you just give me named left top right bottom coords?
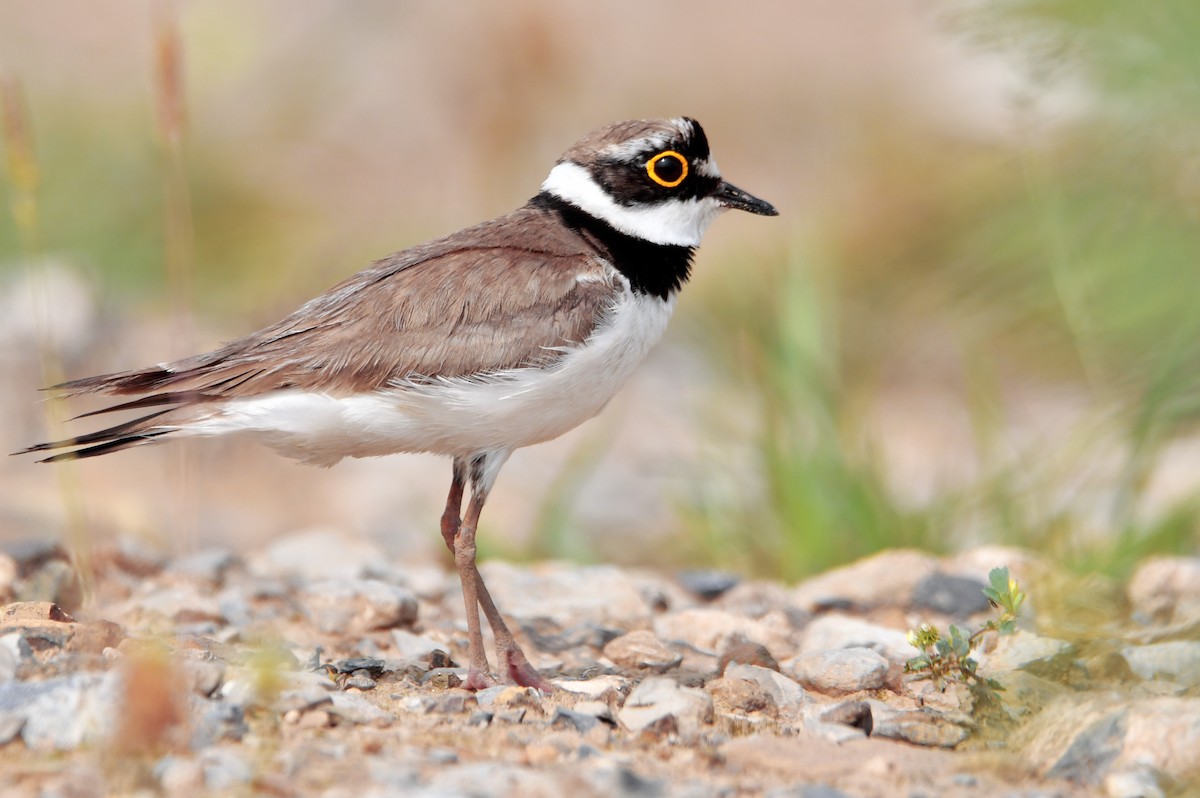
left=55, top=203, right=621, bottom=402
left=13, top=203, right=622, bottom=460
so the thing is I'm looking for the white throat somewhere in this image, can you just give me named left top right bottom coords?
left=541, top=161, right=725, bottom=247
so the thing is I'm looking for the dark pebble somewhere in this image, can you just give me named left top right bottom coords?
left=811, top=597, right=859, bottom=614
left=677, top=569, right=741, bottom=601
left=911, top=574, right=990, bottom=616
left=332, top=657, right=386, bottom=676
left=521, top=619, right=621, bottom=653
left=615, top=767, right=663, bottom=797
left=550, top=706, right=599, bottom=734
left=494, top=708, right=526, bottom=724
left=718, top=638, right=780, bottom=675
left=821, top=700, right=873, bottom=736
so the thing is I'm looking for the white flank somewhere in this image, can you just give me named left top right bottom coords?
left=184, top=289, right=676, bottom=467
left=541, top=162, right=726, bottom=247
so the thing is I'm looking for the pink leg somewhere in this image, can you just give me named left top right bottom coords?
left=441, top=461, right=494, bottom=689
left=443, top=458, right=552, bottom=692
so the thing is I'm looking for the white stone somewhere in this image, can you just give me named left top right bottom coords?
left=787, top=647, right=889, bottom=693
left=1123, top=641, right=1200, bottom=688
left=974, top=629, right=1072, bottom=672
left=1105, top=768, right=1165, bottom=798
left=618, top=676, right=713, bottom=735
left=552, top=674, right=630, bottom=702
left=799, top=614, right=913, bottom=666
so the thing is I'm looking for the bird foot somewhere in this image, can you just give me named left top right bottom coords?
left=462, top=667, right=498, bottom=691
left=499, top=647, right=553, bottom=693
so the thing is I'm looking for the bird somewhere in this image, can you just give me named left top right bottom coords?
left=14, top=117, right=778, bottom=691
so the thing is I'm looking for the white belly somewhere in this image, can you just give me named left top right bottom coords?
left=188, top=291, right=676, bottom=465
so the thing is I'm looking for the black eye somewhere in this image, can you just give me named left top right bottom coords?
left=646, top=150, right=688, bottom=188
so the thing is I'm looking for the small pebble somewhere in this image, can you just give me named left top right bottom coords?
left=820, top=700, right=873, bottom=735
left=676, top=569, right=740, bottom=601
left=788, top=647, right=889, bottom=693
left=603, top=629, right=682, bottom=673
left=494, top=709, right=526, bottom=724
left=428, top=748, right=459, bottom=765
left=911, top=574, right=990, bottom=616
left=332, top=657, right=387, bottom=675
left=4, top=534, right=1199, bottom=797
left=422, top=668, right=465, bottom=689
left=550, top=706, right=600, bottom=733
left=618, top=676, right=714, bottom=737
left=297, top=709, right=332, bottom=729
left=343, top=674, right=377, bottom=690
left=718, top=638, right=780, bottom=674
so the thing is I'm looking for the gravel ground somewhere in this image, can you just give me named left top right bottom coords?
left=2, top=534, right=1199, bottom=797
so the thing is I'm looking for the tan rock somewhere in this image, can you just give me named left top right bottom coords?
left=791, top=549, right=938, bottom=611
left=602, top=629, right=681, bottom=673
left=654, top=608, right=796, bottom=659
left=0, top=555, right=17, bottom=603
left=1128, top=556, right=1200, bottom=625
left=480, top=562, right=652, bottom=628
left=618, top=676, right=713, bottom=737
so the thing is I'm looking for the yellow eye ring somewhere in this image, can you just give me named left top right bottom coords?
left=646, top=150, right=688, bottom=188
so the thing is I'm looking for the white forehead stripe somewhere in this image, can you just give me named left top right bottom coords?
left=542, top=161, right=726, bottom=247
left=599, top=118, right=706, bottom=162
left=602, top=133, right=670, bottom=161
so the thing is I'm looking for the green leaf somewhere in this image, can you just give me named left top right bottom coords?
left=988, top=566, right=1010, bottom=595
left=906, top=655, right=931, bottom=671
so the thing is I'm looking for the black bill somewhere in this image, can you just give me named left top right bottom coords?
left=715, top=181, right=778, bottom=216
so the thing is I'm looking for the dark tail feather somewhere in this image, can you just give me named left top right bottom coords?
left=46, top=367, right=178, bottom=396
left=67, top=369, right=264, bottom=420
left=35, top=430, right=174, bottom=463
left=49, top=365, right=261, bottom=400
left=72, top=391, right=217, bottom=420
left=11, top=409, right=176, bottom=459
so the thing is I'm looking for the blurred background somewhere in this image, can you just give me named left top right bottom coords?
left=2, top=0, right=1199, bottom=580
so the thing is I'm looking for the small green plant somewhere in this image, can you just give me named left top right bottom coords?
left=905, top=567, right=1026, bottom=694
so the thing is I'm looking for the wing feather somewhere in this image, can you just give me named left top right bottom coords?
left=15, top=203, right=623, bottom=458
left=54, top=204, right=621, bottom=404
